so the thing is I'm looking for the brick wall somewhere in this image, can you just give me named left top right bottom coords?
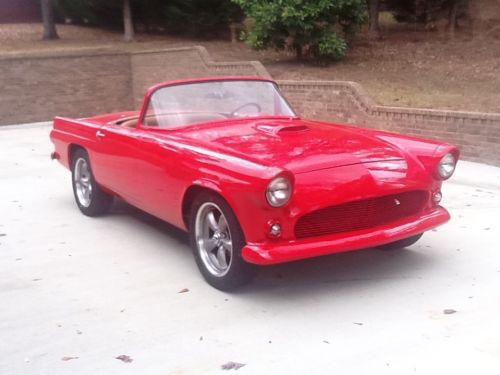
left=0, top=51, right=133, bottom=124
left=0, top=45, right=498, bottom=165
left=0, top=46, right=267, bottom=124
left=130, top=46, right=270, bottom=107
left=279, top=81, right=500, bottom=164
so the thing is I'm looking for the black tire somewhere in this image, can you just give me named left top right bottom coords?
left=376, top=233, right=423, bottom=251
left=71, top=148, right=113, bottom=217
left=189, top=192, right=257, bottom=290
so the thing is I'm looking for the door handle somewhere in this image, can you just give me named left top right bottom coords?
left=96, top=130, right=106, bottom=139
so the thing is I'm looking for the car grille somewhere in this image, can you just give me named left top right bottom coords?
left=294, top=190, right=429, bottom=239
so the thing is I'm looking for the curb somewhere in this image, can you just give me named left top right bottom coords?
left=0, top=121, right=52, bottom=130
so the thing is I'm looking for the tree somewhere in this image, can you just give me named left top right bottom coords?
left=386, top=0, right=470, bottom=34
left=123, top=0, right=134, bottom=41
left=366, top=0, right=380, bottom=37
left=54, top=0, right=239, bottom=39
left=41, top=0, right=59, bottom=40
left=233, top=0, right=367, bottom=63
left=160, top=0, right=243, bottom=38
left=447, top=0, right=459, bottom=37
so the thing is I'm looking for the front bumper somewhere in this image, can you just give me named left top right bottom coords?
left=241, top=206, right=449, bottom=265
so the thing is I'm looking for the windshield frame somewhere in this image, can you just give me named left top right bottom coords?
left=137, top=77, right=298, bottom=130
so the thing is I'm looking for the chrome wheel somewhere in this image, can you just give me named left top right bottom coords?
left=195, top=202, right=233, bottom=277
left=74, top=157, right=92, bottom=207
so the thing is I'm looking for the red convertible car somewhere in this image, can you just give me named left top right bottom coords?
left=50, top=77, right=459, bottom=290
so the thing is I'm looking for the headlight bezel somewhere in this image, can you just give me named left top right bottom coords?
left=437, top=153, right=456, bottom=180
left=266, top=176, right=292, bottom=207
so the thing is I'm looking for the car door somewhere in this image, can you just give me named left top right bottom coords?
left=127, top=128, right=188, bottom=227
left=90, top=124, right=143, bottom=206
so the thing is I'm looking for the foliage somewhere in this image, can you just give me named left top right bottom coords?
left=161, top=0, right=244, bottom=37
left=386, top=0, right=467, bottom=25
left=233, top=0, right=366, bottom=63
left=53, top=0, right=123, bottom=26
left=53, top=0, right=243, bottom=38
left=314, top=32, right=347, bottom=61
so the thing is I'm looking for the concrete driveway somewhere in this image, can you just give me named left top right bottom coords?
left=1, top=123, right=499, bottom=374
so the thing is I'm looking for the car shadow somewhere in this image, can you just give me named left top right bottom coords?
left=239, top=248, right=433, bottom=300
left=109, top=199, right=189, bottom=244
left=109, top=198, right=435, bottom=300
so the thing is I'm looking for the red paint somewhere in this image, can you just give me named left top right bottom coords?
left=242, top=206, right=450, bottom=264
left=50, top=77, right=459, bottom=265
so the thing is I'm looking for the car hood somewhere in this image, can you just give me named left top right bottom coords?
left=175, top=118, right=406, bottom=174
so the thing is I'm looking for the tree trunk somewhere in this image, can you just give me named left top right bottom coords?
left=123, top=0, right=134, bottom=42
left=468, top=0, right=482, bottom=38
left=295, top=45, right=303, bottom=60
left=41, top=0, right=59, bottom=40
left=367, top=0, right=380, bottom=38
left=448, top=0, right=459, bottom=38
left=229, top=23, right=238, bottom=43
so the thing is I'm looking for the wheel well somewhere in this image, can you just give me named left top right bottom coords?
left=182, top=185, right=224, bottom=229
left=68, top=144, right=85, bottom=167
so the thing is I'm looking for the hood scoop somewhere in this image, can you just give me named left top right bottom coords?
left=278, top=125, right=308, bottom=133
left=256, top=123, right=309, bottom=136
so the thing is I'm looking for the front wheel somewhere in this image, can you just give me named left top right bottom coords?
left=189, top=193, right=257, bottom=290
left=376, top=233, right=423, bottom=251
left=71, top=149, right=113, bottom=216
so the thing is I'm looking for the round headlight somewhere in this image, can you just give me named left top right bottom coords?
left=438, top=153, right=456, bottom=179
left=266, top=176, right=291, bottom=207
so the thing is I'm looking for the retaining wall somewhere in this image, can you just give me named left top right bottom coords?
left=279, top=81, right=500, bottom=164
left=0, top=46, right=268, bottom=124
left=0, top=45, right=498, bottom=165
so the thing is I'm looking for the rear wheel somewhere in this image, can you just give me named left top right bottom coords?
left=71, top=149, right=113, bottom=216
left=376, top=233, right=423, bottom=251
left=189, top=192, right=257, bottom=290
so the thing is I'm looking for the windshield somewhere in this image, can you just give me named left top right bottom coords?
left=143, top=80, right=296, bottom=128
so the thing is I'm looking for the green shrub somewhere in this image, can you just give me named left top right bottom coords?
left=54, top=0, right=243, bottom=38
left=234, top=0, right=366, bottom=63
left=386, top=0, right=467, bottom=26
left=314, top=31, right=347, bottom=62
left=54, top=0, right=122, bottom=26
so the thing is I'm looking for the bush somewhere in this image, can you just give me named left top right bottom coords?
left=161, top=0, right=243, bottom=38
left=54, top=0, right=122, bottom=26
left=387, top=0, right=467, bottom=26
left=234, top=0, right=366, bottom=63
left=54, top=0, right=243, bottom=38
left=315, top=32, right=347, bottom=62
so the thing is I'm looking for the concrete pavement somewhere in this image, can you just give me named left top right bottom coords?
left=1, top=123, right=499, bottom=374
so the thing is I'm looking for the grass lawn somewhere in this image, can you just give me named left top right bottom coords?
left=1, top=23, right=499, bottom=113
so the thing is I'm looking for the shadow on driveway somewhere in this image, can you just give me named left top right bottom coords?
left=108, top=198, right=435, bottom=301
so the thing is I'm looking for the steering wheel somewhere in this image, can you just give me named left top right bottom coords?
left=230, top=102, right=262, bottom=117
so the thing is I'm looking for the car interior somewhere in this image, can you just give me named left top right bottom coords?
left=114, top=112, right=227, bottom=129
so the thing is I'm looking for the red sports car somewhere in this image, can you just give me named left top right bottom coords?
left=50, top=77, right=459, bottom=290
